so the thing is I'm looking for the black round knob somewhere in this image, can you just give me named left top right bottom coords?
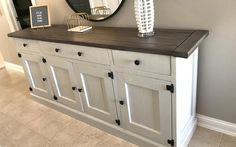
left=55, top=48, right=60, bottom=52
left=17, top=53, right=22, bottom=58
left=42, top=78, right=47, bottom=81
left=42, top=58, right=47, bottom=63
left=72, top=87, right=77, bottom=91
left=77, top=52, right=83, bottom=56
left=78, top=88, right=83, bottom=93
left=29, top=87, right=33, bottom=91
left=134, top=60, right=140, bottom=65
left=119, top=100, right=124, bottom=105
left=53, top=95, right=58, bottom=100
left=23, top=43, right=27, bottom=47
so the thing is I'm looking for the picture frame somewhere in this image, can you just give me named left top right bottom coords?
left=29, top=5, right=51, bottom=29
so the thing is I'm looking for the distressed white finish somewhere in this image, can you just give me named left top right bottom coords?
left=40, top=42, right=111, bottom=65
left=14, top=38, right=199, bottom=147
left=172, top=49, right=199, bottom=147
left=45, top=56, right=84, bottom=112
left=74, top=62, right=118, bottom=124
left=113, top=50, right=171, bottom=75
left=116, top=72, right=172, bottom=146
left=20, top=53, right=52, bottom=99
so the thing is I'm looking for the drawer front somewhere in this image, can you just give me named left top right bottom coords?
left=40, top=42, right=110, bottom=65
left=15, top=39, right=40, bottom=53
left=112, top=50, right=171, bottom=75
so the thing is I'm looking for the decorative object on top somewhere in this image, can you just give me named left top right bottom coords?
left=134, top=0, right=155, bottom=37
left=65, top=0, right=125, bottom=21
left=91, top=6, right=112, bottom=15
left=29, top=5, right=51, bottom=29
left=66, top=13, right=92, bottom=33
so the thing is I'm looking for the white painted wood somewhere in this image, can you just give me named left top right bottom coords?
left=73, top=61, right=118, bottom=124
left=31, top=93, right=165, bottom=147
left=20, top=53, right=53, bottom=100
left=112, top=50, right=171, bottom=75
left=15, top=39, right=41, bottom=53
left=12, top=38, right=200, bottom=147
left=45, top=56, right=83, bottom=112
left=116, top=72, right=172, bottom=146
left=174, top=49, right=199, bottom=147
left=40, top=41, right=111, bottom=65
left=4, top=62, right=24, bottom=73
left=198, top=114, right=236, bottom=137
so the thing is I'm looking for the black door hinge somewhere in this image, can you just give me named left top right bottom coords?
left=42, top=58, right=47, bottom=63
left=17, top=53, right=22, bottom=58
left=168, top=139, right=175, bottom=147
left=115, top=119, right=120, bottom=126
left=166, top=84, right=174, bottom=93
left=108, top=72, right=114, bottom=79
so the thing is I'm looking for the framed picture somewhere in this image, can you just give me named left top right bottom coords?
left=29, top=5, right=51, bottom=29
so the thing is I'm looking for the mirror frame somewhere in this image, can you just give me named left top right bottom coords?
left=65, top=0, right=125, bottom=22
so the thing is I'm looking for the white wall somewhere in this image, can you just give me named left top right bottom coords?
left=0, top=1, right=19, bottom=65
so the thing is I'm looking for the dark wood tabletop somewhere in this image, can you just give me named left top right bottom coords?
left=8, top=25, right=209, bottom=58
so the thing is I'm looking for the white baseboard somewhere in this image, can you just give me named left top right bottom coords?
left=197, top=114, right=236, bottom=137
left=4, top=62, right=24, bottom=73
left=0, top=64, right=5, bottom=69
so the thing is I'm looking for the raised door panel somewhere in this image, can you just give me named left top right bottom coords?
left=45, top=56, right=83, bottom=112
left=74, top=62, right=118, bottom=124
left=116, top=73, right=172, bottom=145
left=20, top=53, right=53, bottom=99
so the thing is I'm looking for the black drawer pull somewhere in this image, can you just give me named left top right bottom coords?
left=23, top=43, right=27, bottom=47
left=119, top=100, right=124, bottom=105
left=77, top=52, right=83, bottom=56
left=53, top=95, right=58, bottom=100
left=72, top=87, right=77, bottom=91
left=78, top=88, right=83, bottom=93
left=42, top=78, right=47, bottom=81
left=134, top=60, right=140, bottom=65
left=55, top=48, right=60, bottom=52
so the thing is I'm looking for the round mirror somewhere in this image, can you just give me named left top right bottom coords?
left=65, top=0, right=125, bottom=21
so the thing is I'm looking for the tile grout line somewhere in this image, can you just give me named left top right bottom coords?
left=218, top=133, right=223, bottom=147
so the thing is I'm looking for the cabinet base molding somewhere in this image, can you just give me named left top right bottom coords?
left=179, top=117, right=197, bottom=147
left=31, top=94, right=165, bottom=147
left=197, top=114, right=236, bottom=137
left=4, top=62, right=24, bottom=73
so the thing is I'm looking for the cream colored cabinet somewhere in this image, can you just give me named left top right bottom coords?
left=116, top=72, right=172, bottom=145
left=44, top=56, right=84, bottom=112
left=15, top=39, right=200, bottom=147
left=20, top=53, right=53, bottom=100
left=73, top=62, right=118, bottom=124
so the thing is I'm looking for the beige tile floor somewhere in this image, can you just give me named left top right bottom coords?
left=0, top=68, right=235, bottom=147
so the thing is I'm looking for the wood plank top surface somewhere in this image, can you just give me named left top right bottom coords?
left=8, top=25, right=209, bottom=58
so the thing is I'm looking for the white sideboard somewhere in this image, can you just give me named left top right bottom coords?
left=14, top=37, right=199, bottom=147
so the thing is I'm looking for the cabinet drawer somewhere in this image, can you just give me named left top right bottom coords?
left=40, top=42, right=110, bottom=65
left=112, top=50, right=171, bottom=75
left=15, top=39, right=40, bottom=53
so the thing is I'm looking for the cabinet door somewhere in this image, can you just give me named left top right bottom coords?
left=116, top=73, right=172, bottom=145
left=74, top=63, right=118, bottom=124
left=20, top=53, right=53, bottom=99
left=45, top=56, right=83, bottom=112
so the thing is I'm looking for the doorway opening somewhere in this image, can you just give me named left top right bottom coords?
left=13, top=0, right=32, bottom=29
